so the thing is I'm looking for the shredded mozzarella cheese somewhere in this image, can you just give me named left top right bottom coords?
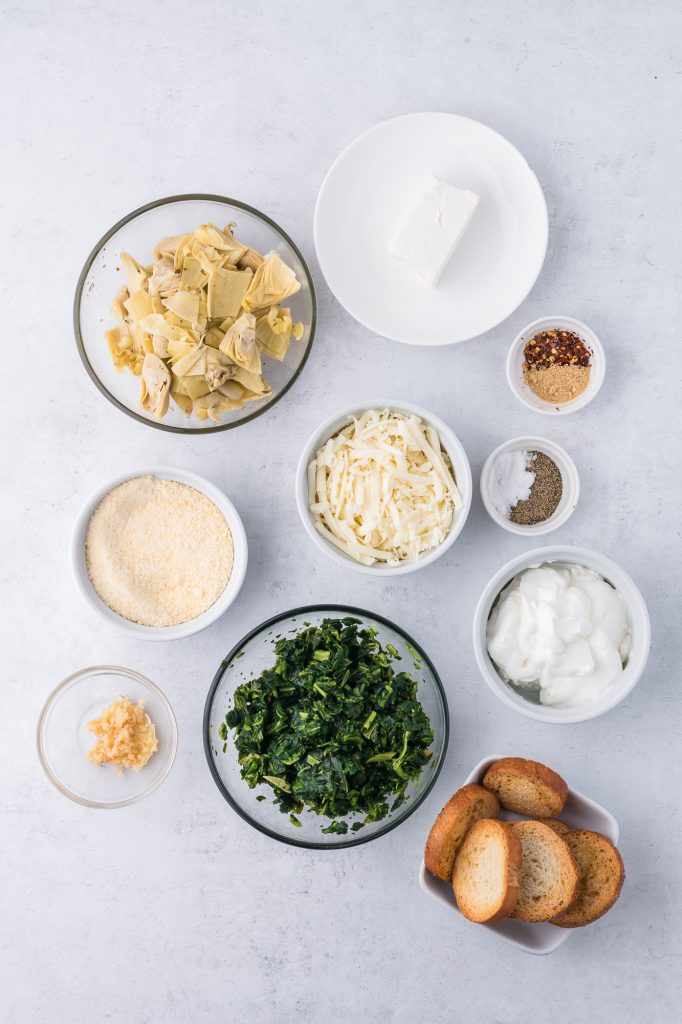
left=308, top=409, right=463, bottom=565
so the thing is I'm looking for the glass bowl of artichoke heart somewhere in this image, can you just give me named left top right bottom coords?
left=203, top=606, right=449, bottom=848
left=74, top=194, right=317, bottom=433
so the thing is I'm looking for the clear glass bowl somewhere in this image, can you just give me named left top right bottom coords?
left=37, top=666, right=178, bottom=808
left=73, top=194, right=317, bottom=433
left=203, top=605, right=449, bottom=849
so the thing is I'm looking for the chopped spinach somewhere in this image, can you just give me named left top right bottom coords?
left=223, top=617, right=433, bottom=831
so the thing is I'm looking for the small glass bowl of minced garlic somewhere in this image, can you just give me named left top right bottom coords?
left=506, top=315, right=605, bottom=415
left=480, top=436, right=580, bottom=536
left=37, top=666, right=177, bottom=808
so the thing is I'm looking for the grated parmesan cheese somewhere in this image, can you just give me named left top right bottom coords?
left=85, top=475, right=234, bottom=627
left=308, top=409, right=463, bottom=566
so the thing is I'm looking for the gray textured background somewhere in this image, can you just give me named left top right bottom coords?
left=3, top=2, right=681, bottom=1022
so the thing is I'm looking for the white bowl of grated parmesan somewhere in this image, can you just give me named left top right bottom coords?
left=71, top=467, right=248, bottom=639
left=295, top=400, right=472, bottom=575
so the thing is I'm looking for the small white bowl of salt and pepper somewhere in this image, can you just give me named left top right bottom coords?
left=480, top=436, right=580, bottom=536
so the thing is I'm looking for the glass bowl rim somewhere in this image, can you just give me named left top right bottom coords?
left=36, top=664, right=179, bottom=808
left=202, top=603, right=450, bottom=850
left=73, top=193, right=318, bottom=435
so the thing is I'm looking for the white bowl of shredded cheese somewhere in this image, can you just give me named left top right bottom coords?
left=295, top=401, right=472, bottom=574
left=71, top=467, right=248, bottom=639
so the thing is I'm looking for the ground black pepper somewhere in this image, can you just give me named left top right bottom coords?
left=509, top=451, right=563, bottom=525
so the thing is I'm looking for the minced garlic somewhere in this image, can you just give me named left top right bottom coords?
left=87, top=697, right=158, bottom=771
left=85, top=475, right=234, bottom=627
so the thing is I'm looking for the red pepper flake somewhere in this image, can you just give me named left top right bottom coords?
left=523, top=329, right=591, bottom=370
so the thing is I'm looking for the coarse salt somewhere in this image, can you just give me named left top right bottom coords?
left=85, top=476, right=234, bottom=627
left=487, top=450, right=535, bottom=518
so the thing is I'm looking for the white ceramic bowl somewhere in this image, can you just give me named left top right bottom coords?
left=295, top=400, right=472, bottom=576
left=419, top=754, right=620, bottom=955
left=71, top=466, right=248, bottom=640
left=506, top=315, right=605, bottom=415
left=473, top=546, right=650, bottom=723
left=480, top=436, right=580, bottom=536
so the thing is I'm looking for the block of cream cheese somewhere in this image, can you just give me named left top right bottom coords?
left=388, top=177, right=479, bottom=287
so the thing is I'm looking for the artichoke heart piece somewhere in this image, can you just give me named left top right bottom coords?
left=205, top=360, right=238, bottom=392
left=196, top=291, right=208, bottom=334
left=148, top=258, right=181, bottom=298
left=152, top=233, right=190, bottom=262
left=166, top=337, right=198, bottom=364
left=138, top=314, right=199, bottom=346
left=191, top=245, right=228, bottom=276
left=219, top=311, right=261, bottom=374
left=120, top=252, right=148, bottom=294
left=172, top=345, right=209, bottom=377
left=193, top=223, right=248, bottom=264
left=238, top=247, right=265, bottom=273
left=179, top=375, right=212, bottom=400
left=203, top=325, right=226, bottom=349
left=179, top=257, right=206, bottom=292
left=151, top=334, right=169, bottom=358
left=162, top=289, right=200, bottom=325
left=128, top=319, right=153, bottom=355
left=106, top=325, right=133, bottom=371
left=256, top=306, right=302, bottom=360
left=111, top=285, right=129, bottom=321
left=232, top=366, right=271, bottom=396
left=194, top=391, right=244, bottom=422
left=171, top=391, right=193, bottom=416
left=242, top=253, right=301, bottom=312
left=170, top=372, right=188, bottom=396
left=140, top=353, right=171, bottom=419
left=207, top=268, right=252, bottom=320
left=217, top=381, right=246, bottom=401
left=124, top=288, right=153, bottom=322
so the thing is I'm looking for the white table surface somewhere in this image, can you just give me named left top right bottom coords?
left=3, top=2, right=681, bottom=1022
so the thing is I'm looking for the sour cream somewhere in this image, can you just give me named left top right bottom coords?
left=486, top=563, right=631, bottom=707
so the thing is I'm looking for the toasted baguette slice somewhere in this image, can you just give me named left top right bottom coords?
left=509, top=821, right=579, bottom=922
left=453, top=819, right=522, bottom=923
left=552, top=830, right=625, bottom=928
left=535, top=817, right=571, bottom=835
left=424, top=784, right=500, bottom=881
left=483, top=758, right=568, bottom=817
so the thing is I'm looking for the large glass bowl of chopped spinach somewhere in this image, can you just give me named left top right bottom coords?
left=203, top=606, right=449, bottom=848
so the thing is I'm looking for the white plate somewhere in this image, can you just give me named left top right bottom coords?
left=314, top=113, right=548, bottom=345
left=419, top=755, right=620, bottom=955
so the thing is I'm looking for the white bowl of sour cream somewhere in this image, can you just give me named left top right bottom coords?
left=473, top=546, right=650, bottom=723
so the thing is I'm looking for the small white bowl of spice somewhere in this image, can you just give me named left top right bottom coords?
left=506, top=315, right=605, bottom=415
left=71, top=466, right=248, bottom=640
left=480, top=436, right=579, bottom=536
